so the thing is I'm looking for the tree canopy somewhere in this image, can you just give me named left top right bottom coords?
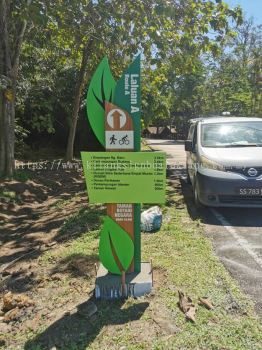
left=1, top=0, right=261, bottom=176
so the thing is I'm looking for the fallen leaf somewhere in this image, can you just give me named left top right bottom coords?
left=3, top=307, right=20, bottom=322
left=199, top=297, right=214, bottom=310
left=2, top=292, right=35, bottom=312
left=178, top=290, right=196, bottom=323
left=185, top=305, right=196, bottom=323
left=2, top=292, right=16, bottom=311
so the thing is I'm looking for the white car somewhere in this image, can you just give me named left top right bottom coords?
left=185, top=117, right=262, bottom=207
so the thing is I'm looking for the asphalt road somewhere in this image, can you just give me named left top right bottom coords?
left=147, top=139, right=262, bottom=318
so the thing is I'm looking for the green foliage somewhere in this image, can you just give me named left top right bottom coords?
left=142, top=66, right=172, bottom=127
left=14, top=123, right=30, bottom=158
left=17, top=42, right=78, bottom=138
left=200, top=19, right=262, bottom=117
left=142, top=18, right=261, bottom=127
left=13, top=0, right=256, bottom=149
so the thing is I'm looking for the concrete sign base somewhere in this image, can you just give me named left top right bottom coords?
left=95, top=262, right=153, bottom=299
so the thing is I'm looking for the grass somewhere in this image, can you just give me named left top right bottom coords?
left=141, top=185, right=262, bottom=349
left=2, top=181, right=262, bottom=350
left=41, top=230, right=99, bottom=266
left=13, top=170, right=34, bottom=182
left=0, top=189, right=20, bottom=203
left=58, top=204, right=106, bottom=236
left=0, top=169, right=34, bottom=182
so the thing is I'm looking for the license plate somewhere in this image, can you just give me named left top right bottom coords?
left=238, top=188, right=262, bottom=196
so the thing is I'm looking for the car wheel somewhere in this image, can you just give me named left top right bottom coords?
left=193, top=181, right=204, bottom=209
left=186, top=167, right=191, bottom=184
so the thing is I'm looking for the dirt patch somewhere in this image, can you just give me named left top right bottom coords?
left=0, top=253, right=97, bottom=349
left=0, top=166, right=99, bottom=348
left=0, top=166, right=87, bottom=268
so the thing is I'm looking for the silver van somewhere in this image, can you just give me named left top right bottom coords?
left=185, top=117, right=262, bottom=207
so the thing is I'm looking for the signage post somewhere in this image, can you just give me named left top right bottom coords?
left=82, top=56, right=166, bottom=299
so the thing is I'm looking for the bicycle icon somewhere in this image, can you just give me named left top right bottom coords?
left=119, top=134, right=130, bottom=145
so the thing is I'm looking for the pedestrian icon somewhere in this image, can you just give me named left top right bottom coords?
left=110, top=134, right=117, bottom=145
left=105, top=131, right=134, bottom=150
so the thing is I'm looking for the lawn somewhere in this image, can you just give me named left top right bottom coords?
left=1, top=173, right=261, bottom=350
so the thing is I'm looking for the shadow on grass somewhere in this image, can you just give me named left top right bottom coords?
left=57, top=205, right=105, bottom=239
left=3, top=253, right=99, bottom=294
left=0, top=168, right=87, bottom=265
left=51, top=253, right=99, bottom=278
left=165, top=179, right=185, bottom=210
left=24, top=298, right=149, bottom=350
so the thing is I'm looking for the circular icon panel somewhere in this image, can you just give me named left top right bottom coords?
left=107, top=109, right=127, bottom=129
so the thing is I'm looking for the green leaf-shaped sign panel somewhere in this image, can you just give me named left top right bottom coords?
left=114, top=55, right=141, bottom=151
left=99, top=216, right=134, bottom=275
left=86, top=57, right=116, bottom=147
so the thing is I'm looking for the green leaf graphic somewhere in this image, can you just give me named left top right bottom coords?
left=99, top=216, right=134, bottom=275
left=114, top=55, right=141, bottom=151
left=86, top=57, right=116, bottom=147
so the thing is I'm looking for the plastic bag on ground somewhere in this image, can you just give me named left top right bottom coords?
left=141, top=206, right=162, bottom=232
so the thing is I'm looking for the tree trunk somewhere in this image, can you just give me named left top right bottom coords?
left=0, top=0, right=27, bottom=177
left=0, top=94, right=5, bottom=175
left=0, top=0, right=13, bottom=177
left=0, top=11, right=5, bottom=175
left=66, top=41, right=93, bottom=161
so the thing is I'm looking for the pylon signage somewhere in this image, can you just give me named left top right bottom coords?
left=81, top=56, right=166, bottom=290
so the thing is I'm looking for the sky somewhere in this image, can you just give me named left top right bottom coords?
left=225, top=0, right=262, bottom=24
